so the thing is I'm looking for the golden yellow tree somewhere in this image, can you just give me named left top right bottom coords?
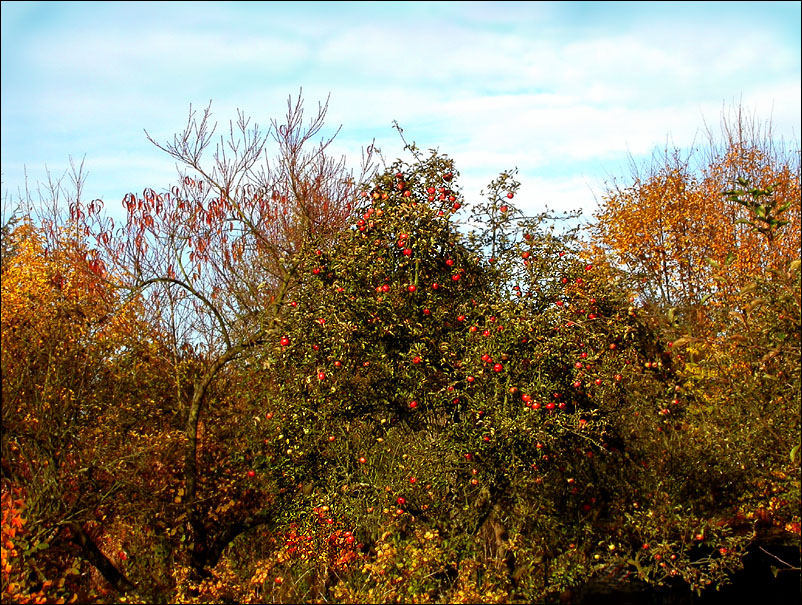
left=591, top=106, right=800, bottom=321
left=1, top=218, right=173, bottom=602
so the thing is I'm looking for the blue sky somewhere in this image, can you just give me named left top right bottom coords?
left=1, top=1, right=800, bottom=223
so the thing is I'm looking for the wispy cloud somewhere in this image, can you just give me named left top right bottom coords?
left=2, top=1, right=799, bottom=223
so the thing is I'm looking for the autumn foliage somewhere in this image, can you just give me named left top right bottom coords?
left=590, top=108, right=800, bottom=320
left=1, top=99, right=799, bottom=604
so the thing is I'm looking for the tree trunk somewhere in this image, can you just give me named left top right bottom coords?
left=69, top=522, right=138, bottom=594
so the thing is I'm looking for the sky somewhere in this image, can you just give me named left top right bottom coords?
left=1, top=1, right=800, bottom=225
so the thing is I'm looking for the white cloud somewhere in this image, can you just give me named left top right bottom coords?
left=2, top=1, right=799, bottom=231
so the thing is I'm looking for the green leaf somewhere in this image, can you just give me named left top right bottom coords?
left=791, top=445, right=800, bottom=464
left=744, top=298, right=764, bottom=313
left=627, top=557, right=646, bottom=578
left=671, top=337, right=694, bottom=349
left=23, top=541, right=49, bottom=556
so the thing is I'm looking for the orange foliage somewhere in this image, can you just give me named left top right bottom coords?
left=1, top=220, right=174, bottom=601
left=1, top=486, right=52, bottom=604
left=591, top=108, right=800, bottom=317
left=1, top=220, right=145, bottom=477
left=1, top=220, right=141, bottom=398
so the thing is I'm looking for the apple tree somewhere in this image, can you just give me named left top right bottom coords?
left=241, top=143, right=750, bottom=601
